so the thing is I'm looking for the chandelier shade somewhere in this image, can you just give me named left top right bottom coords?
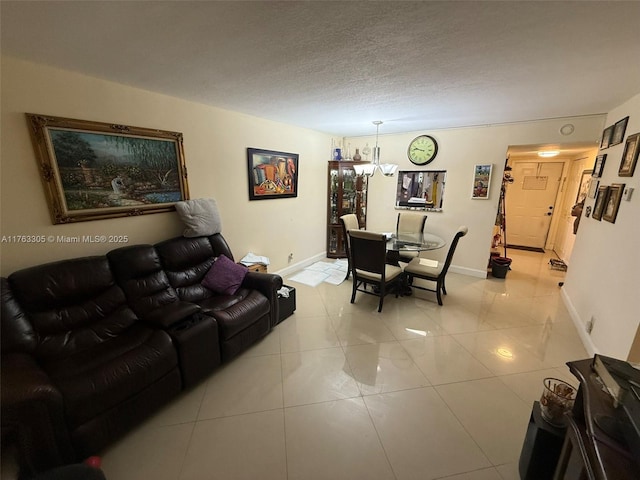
left=354, top=121, right=398, bottom=177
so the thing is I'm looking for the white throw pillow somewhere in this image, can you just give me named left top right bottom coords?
left=175, top=198, right=222, bottom=237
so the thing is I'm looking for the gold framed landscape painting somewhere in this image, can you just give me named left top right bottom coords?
left=26, top=114, right=190, bottom=224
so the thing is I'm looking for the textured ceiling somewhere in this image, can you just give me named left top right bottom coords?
left=2, top=1, right=640, bottom=137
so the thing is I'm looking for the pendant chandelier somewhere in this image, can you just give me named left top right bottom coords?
left=353, top=121, right=398, bottom=177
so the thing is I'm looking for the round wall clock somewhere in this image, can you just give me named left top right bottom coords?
left=408, top=135, right=438, bottom=165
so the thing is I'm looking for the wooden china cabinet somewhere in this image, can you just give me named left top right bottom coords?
left=327, top=161, right=368, bottom=258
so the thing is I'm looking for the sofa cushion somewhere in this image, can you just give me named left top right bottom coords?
left=208, top=289, right=270, bottom=340
left=175, top=198, right=222, bottom=237
left=191, top=286, right=246, bottom=314
left=202, top=255, right=247, bottom=295
left=44, top=324, right=177, bottom=428
left=1, top=277, right=37, bottom=354
left=8, top=257, right=139, bottom=362
left=107, top=245, right=181, bottom=318
left=155, top=237, right=217, bottom=301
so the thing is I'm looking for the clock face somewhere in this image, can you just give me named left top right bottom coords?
left=408, top=135, right=438, bottom=165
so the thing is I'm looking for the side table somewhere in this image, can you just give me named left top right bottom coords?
left=277, top=285, right=296, bottom=324
left=519, top=400, right=566, bottom=480
left=244, top=263, right=267, bottom=273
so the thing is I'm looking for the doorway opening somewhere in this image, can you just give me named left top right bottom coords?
left=493, top=143, right=598, bottom=265
left=506, top=160, right=564, bottom=251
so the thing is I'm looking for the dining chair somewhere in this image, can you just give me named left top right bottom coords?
left=348, top=230, right=404, bottom=312
left=397, top=211, right=428, bottom=234
left=340, top=214, right=360, bottom=280
left=394, top=212, right=428, bottom=263
left=403, top=226, right=468, bottom=305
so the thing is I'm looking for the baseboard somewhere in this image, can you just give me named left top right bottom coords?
left=506, top=244, right=546, bottom=253
left=276, top=255, right=486, bottom=280
left=449, top=264, right=488, bottom=279
left=273, top=252, right=327, bottom=278
left=561, top=287, right=598, bottom=357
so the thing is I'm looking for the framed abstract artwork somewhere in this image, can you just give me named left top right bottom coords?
left=26, top=114, right=189, bottom=224
left=247, top=148, right=298, bottom=200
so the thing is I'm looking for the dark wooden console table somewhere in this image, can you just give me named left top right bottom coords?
left=553, top=358, right=640, bottom=480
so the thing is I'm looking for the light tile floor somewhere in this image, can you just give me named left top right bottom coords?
left=2, top=250, right=588, bottom=480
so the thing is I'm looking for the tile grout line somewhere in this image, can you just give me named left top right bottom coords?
left=175, top=379, right=209, bottom=480
left=278, top=340, right=290, bottom=480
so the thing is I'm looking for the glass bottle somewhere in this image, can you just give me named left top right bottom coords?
left=362, top=143, right=371, bottom=161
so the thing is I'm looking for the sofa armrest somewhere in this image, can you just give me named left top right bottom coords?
left=241, top=272, right=283, bottom=328
left=1, top=353, right=76, bottom=474
left=142, top=301, right=202, bottom=328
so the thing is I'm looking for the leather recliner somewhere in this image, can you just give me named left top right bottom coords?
left=1, top=233, right=284, bottom=476
left=107, top=244, right=221, bottom=388
left=154, top=234, right=281, bottom=361
left=1, top=258, right=182, bottom=472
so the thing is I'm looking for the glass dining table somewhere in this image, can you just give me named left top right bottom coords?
left=386, top=232, right=446, bottom=255
left=385, top=232, right=446, bottom=295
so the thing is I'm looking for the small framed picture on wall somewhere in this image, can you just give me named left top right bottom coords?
left=576, top=170, right=592, bottom=204
left=587, top=178, right=599, bottom=199
left=602, top=183, right=625, bottom=223
left=471, top=164, right=492, bottom=199
left=618, top=132, right=639, bottom=177
left=610, top=116, right=629, bottom=146
left=600, top=126, right=614, bottom=149
left=591, top=154, right=606, bottom=178
left=592, top=185, right=609, bottom=221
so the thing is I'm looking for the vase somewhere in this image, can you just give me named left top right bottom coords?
left=540, top=377, right=575, bottom=427
left=353, top=148, right=362, bottom=162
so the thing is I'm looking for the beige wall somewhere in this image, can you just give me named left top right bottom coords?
left=629, top=329, right=640, bottom=364
left=347, top=117, right=605, bottom=276
left=4, top=56, right=638, bottom=361
left=563, top=93, right=640, bottom=360
left=0, top=56, right=606, bottom=279
left=1, top=56, right=331, bottom=275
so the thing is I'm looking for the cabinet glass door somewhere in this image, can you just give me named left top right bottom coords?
left=329, top=167, right=339, bottom=225
left=342, top=168, right=357, bottom=215
left=327, top=161, right=368, bottom=258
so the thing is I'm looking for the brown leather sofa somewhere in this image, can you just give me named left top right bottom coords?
left=154, top=234, right=277, bottom=361
left=1, top=233, right=283, bottom=476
